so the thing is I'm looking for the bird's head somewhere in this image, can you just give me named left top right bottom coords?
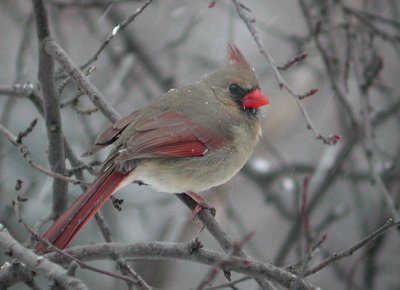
left=204, top=44, right=269, bottom=114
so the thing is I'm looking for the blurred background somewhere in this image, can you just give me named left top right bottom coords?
left=0, top=0, right=399, bottom=289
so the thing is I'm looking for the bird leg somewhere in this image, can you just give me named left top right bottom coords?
left=184, top=191, right=216, bottom=219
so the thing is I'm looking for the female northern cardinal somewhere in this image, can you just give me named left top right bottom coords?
left=35, top=45, right=269, bottom=253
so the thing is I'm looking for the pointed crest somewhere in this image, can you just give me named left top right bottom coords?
left=227, top=44, right=249, bottom=67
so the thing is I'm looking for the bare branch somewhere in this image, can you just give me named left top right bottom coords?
left=231, top=0, right=339, bottom=145
left=0, top=123, right=88, bottom=185
left=11, top=199, right=143, bottom=286
left=93, top=212, right=152, bottom=290
left=46, top=242, right=320, bottom=290
left=80, top=0, right=153, bottom=70
left=32, top=0, right=68, bottom=216
left=176, top=194, right=276, bottom=290
left=0, top=225, right=89, bottom=290
left=277, top=52, right=308, bottom=71
left=305, top=219, right=400, bottom=276
left=42, top=39, right=121, bottom=122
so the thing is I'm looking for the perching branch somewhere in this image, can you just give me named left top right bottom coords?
left=47, top=242, right=319, bottom=290
left=176, top=194, right=276, bottom=290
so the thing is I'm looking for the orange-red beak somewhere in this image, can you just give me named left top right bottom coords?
left=242, top=89, right=269, bottom=109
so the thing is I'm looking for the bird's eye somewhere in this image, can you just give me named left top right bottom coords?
left=229, top=83, right=240, bottom=94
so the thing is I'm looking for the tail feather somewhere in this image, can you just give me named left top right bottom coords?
left=35, top=167, right=128, bottom=253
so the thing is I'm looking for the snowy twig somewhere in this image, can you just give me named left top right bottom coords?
left=80, top=0, right=153, bottom=70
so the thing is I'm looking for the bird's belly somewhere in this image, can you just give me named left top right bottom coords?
left=129, top=149, right=249, bottom=193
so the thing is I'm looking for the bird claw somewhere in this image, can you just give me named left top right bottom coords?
left=191, top=199, right=216, bottom=220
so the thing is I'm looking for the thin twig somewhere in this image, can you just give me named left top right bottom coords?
left=298, top=0, right=359, bottom=132
left=204, top=276, right=251, bottom=290
left=358, top=54, right=400, bottom=220
left=304, top=219, right=400, bottom=276
left=277, top=52, right=308, bottom=71
left=12, top=198, right=141, bottom=286
left=0, top=123, right=88, bottom=185
left=176, top=194, right=277, bottom=290
left=80, top=0, right=153, bottom=70
left=231, top=0, right=339, bottom=145
left=94, top=212, right=153, bottom=290
left=0, top=224, right=89, bottom=290
left=195, top=232, right=257, bottom=290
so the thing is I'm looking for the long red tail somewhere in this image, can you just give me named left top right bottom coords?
left=35, top=167, right=128, bottom=253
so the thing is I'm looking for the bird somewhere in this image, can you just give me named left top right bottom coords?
left=35, top=45, right=269, bottom=253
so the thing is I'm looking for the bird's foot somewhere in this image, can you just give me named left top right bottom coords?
left=185, top=191, right=216, bottom=220
left=191, top=200, right=216, bottom=220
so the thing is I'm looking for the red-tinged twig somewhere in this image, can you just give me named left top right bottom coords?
left=230, top=0, right=339, bottom=146
left=278, top=52, right=308, bottom=71
left=208, top=1, right=217, bottom=8
left=304, top=219, right=400, bottom=276
left=231, top=230, right=256, bottom=255
left=0, top=123, right=88, bottom=185
left=273, top=140, right=355, bottom=265
left=11, top=196, right=141, bottom=286
left=299, top=88, right=318, bottom=100
left=196, top=267, right=221, bottom=290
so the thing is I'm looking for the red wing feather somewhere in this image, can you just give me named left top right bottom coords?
left=118, top=112, right=224, bottom=160
left=83, top=109, right=141, bottom=156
